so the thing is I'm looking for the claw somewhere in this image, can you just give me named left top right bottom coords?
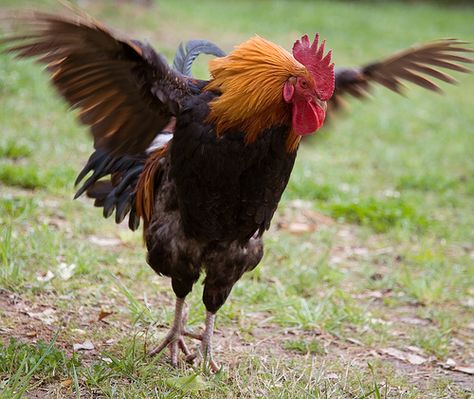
left=148, top=297, right=220, bottom=371
left=183, top=330, right=203, bottom=340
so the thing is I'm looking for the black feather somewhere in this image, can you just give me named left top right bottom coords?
left=114, top=165, right=145, bottom=195
left=75, top=149, right=147, bottom=230
left=115, top=191, right=133, bottom=224
left=128, top=207, right=140, bottom=231
left=102, top=193, right=116, bottom=219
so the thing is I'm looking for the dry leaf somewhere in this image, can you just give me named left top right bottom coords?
left=406, top=353, right=427, bottom=365
left=381, top=347, right=427, bottom=365
left=453, top=366, right=474, bottom=375
left=460, top=297, right=474, bottom=308
left=399, top=317, right=430, bottom=326
left=60, top=379, right=72, bottom=388
left=354, top=291, right=384, bottom=299
left=445, top=358, right=456, bottom=368
left=27, top=308, right=57, bottom=325
left=98, top=310, right=113, bottom=321
left=277, top=221, right=315, bottom=234
left=451, top=337, right=465, bottom=347
left=73, top=340, right=95, bottom=351
left=36, top=270, right=54, bottom=283
left=301, top=209, right=334, bottom=225
left=406, top=346, right=426, bottom=355
left=89, top=236, right=122, bottom=247
left=57, top=262, right=76, bottom=280
left=346, top=337, right=363, bottom=346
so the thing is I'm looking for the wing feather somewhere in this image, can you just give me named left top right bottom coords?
left=330, top=39, right=473, bottom=111
left=1, top=10, right=191, bottom=155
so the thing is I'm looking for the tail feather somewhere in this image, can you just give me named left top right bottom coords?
left=86, top=180, right=113, bottom=207
left=75, top=150, right=147, bottom=231
left=172, top=39, right=226, bottom=76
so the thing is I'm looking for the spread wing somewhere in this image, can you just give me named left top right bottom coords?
left=330, top=39, right=473, bottom=111
left=1, top=10, right=191, bottom=155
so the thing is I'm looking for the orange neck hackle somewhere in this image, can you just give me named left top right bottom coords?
left=204, top=36, right=312, bottom=152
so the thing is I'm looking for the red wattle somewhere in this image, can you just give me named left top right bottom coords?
left=292, top=98, right=325, bottom=136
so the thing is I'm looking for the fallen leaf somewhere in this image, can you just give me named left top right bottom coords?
left=346, top=337, right=363, bottom=346
left=381, top=347, right=427, bottom=365
left=98, top=310, right=113, bottom=322
left=73, top=340, right=95, bottom=351
left=36, top=270, right=54, bottom=283
left=354, top=291, right=384, bottom=299
left=71, top=328, right=87, bottom=335
left=352, top=247, right=369, bottom=256
left=445, top=358, right=456, bottom=368
left=370, top=318, right=392, bottom=325
left=451, top=337, right=465, bottom=347
left=406, top=352, right=427, bottom=365
left=399, top=317, right=430, bottom=326
left=60, top=379, right=72, bottom=388
left=406, top=346, right=426, bottom=355
left=381, top=347, right=406, bottom=360
left=453, top=366, right=474, bottom=375
left=301, top=209, right=334, bottom=225
left=27, top=308, right=57, bottom=325
left=88, top=236, right=122, bottom=247
left=57, top=262, right=76, bottom=280
left=278, top=222, right=316, bottom=234
left=460, top=297, right=474, bottom=308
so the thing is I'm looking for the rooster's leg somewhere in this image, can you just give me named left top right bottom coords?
left=200, top=311, right=220, bottom=372
left=148, top=297, right=193, bottom=366
left=182, top=311, right=220, bottom=372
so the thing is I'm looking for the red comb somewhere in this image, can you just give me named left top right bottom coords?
left=292, top=34, right=335, bottom=101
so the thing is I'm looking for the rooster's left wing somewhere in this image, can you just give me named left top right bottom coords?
left=1, top=10, right=191, bottom=155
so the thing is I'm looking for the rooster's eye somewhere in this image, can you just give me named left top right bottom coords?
left=300, top=79, right=308, bottom=88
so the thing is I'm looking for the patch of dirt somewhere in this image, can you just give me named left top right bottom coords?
left=0, top=289, right=126, bottom=359
left=1, top=286, right=473, bottom=394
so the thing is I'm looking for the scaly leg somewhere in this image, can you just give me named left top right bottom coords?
left=181, top=311, right=220, bottom=372
left=202, top=311, right=220, bottom=372
left=148, top=297, right=193, bottom=366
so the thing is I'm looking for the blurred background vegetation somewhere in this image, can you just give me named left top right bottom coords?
left=0, top=1, right=473, bottom=398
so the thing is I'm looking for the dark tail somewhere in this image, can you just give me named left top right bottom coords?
left=74, top=149, right=147, bottom=231
left=172, top=39, right=226, bottom=76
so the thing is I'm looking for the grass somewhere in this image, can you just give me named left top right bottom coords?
left=1, top=0, right=474, bottom=398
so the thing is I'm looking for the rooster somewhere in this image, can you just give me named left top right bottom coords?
left=2, top=10, right=472, bottom=370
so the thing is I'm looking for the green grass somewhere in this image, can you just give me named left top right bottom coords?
left=1, top=0, right=474, bottom=398
left=0, top=140, right=32, bottom=160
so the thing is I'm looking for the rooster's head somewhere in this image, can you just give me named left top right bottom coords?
left=283, top=34, right=335, bottom=136
left=205, top=34, right=335, bottom=151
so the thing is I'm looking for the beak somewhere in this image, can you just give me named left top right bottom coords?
left=313, top=97, right=327, bottom=112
